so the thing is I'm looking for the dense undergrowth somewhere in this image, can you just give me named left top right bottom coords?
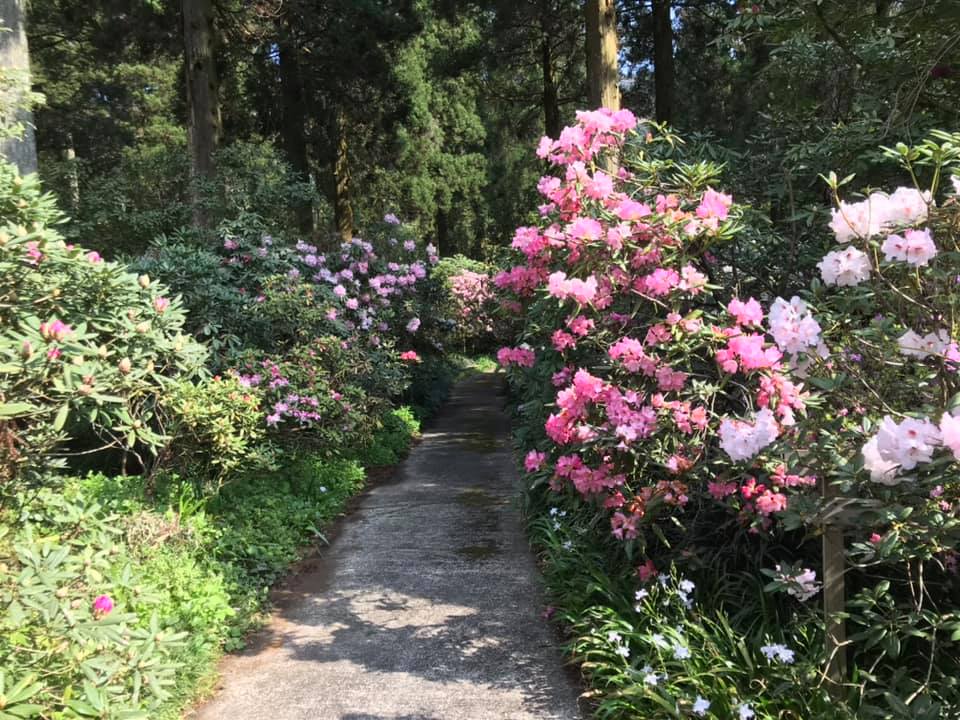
left=0, top=408, right=421, bottom=720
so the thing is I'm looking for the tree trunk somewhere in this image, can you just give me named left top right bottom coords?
left=278, top=38, right=314, bottom=236
left=584, top=0, right=620, bottom=111
left=0, top=0, right=37, bottom=175
left=652, top=0, right=674, bottom=124
left=333, top=108, right=353, bottom=244
left=64, top=132, right=79, bottom=213
left=435, top=204, right=449, bottom=257
left=540, top=6, right=562, bottom=139
left=182, top=0, right=221, bottom=229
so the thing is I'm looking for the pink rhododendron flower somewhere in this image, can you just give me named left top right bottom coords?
left=39, top=319, right=72, bottom=342
left=708, top=481, right=738, bottom=500
left=566, top=315, right=594, bottom=336
left=547, top=271, right=598, bottom=304
left=153, top=296, right=170, bottom=314
left=611, top=511, right=640, bottom=539
left=695, top=187, right=733, bottom=222
left=818, top=247, right=871, bottom=286
left=524, top=450, right=547, bottom=472
left=583, top=171, right=614, bottom=200
left=727, top=297, right=764, bottom=326
left=637, top=559, right=657, bottom=583
left=614, top=198, right=651, bottom=221
left=551, top=329, right=576, bottom=351
left=636, top=267, right=680, bottom=297
left=608, top=337, right=657, bottom=375
left=754, top=489, right=788, bottom=515
left=679, top=265, right=708, bottom=294
left=400, top=350, right=421, bottom=363
left=497, top=346, right=536, bottom=368
left=656, top=366, right=687, bottom=392
left=882, top=228, right=937, bottom=266
left=717, top=334, right=782, bottom=373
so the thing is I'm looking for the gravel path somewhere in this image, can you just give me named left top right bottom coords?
left=190, top=372, right=584, bottom=720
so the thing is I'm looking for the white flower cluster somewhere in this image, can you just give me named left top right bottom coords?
left=821, top=186, right=935, bottom=287
left=829, top=187, right=930, bottom=242
left=719, top=408, right=780, bottom=462
left=897, top=328, right=952, bottom=360
left=862, top=413, right=960, bottom=485
left=768, top=296, right=822, bottom=354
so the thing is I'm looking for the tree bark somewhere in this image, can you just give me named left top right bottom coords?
left=182, top=0, right=221, bottom=228
left=435, top=203, right=449, bottom=257
left=584, top=0, right=620, bottom=111
left=278, top=38, right=314, bottom=236
left=652, top=0, right=674, bottom=124
left=0, top=0, right=37, bottom=175
left=333, top=107, right=353, bottom=244
left=540, top=4, right=562, bottom=139
left=64, top=132, right=79, bottom=213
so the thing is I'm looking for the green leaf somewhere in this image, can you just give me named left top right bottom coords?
left=52, top=404, right=70, bottom=431
left=0, top=402, right=35, bottom=417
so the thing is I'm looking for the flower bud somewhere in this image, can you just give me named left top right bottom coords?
left=138, top=274, right=150, bottom=289
left=98, top=345, right=108, bottom=359
left=78, top=383, right=94, bottom=396
left=145, top=359, right=155, bottom=373
left=118, top=357, right=132, bottom=374
left=20, top=340, right=32, bottom=360
left=135, top=321, right=150, bottom=334
left=0, top=231, right=8, bottom=246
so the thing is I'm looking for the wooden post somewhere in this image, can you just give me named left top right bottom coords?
left=821, top=482, right=848, bottom=694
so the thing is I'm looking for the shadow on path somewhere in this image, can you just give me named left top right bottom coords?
left=190, top=372, right=583, bottom=720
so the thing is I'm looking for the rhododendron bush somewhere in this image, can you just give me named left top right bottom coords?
left=500, top=111, right=818, bottom=542
left=0, top=167, right=208, bottom=489
left=501, top=115, right=960, bottom=717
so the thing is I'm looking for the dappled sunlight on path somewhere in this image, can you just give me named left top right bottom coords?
left=190, top=373, right=583, bottom=720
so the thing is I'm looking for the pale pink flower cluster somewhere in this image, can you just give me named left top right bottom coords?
left=897, top=328, right=954, bottom=360
left=718, top=408, right=780, bottom=462
left=774, top=566, right=821, bottom=601
left=881, top=228, right=937, bottom=266
left=862, top=416, right=942, bottom=484
left=829, top=187, right=930, bottom=242
left=767, top=296, right=821, bottom=354
left=817, top=247, right=871, bottom=286
left=547, top=271, right=598, bottom=305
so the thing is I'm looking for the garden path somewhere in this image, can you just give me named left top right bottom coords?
left=191, top=371, right=584, bottom=720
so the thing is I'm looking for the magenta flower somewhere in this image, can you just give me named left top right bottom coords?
left=93, top=594, right=114, bottom=617
left=39, top=319, right=72, bottom=342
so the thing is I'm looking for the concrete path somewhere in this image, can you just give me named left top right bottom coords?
left=191, top=372, right=584, bottom=720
